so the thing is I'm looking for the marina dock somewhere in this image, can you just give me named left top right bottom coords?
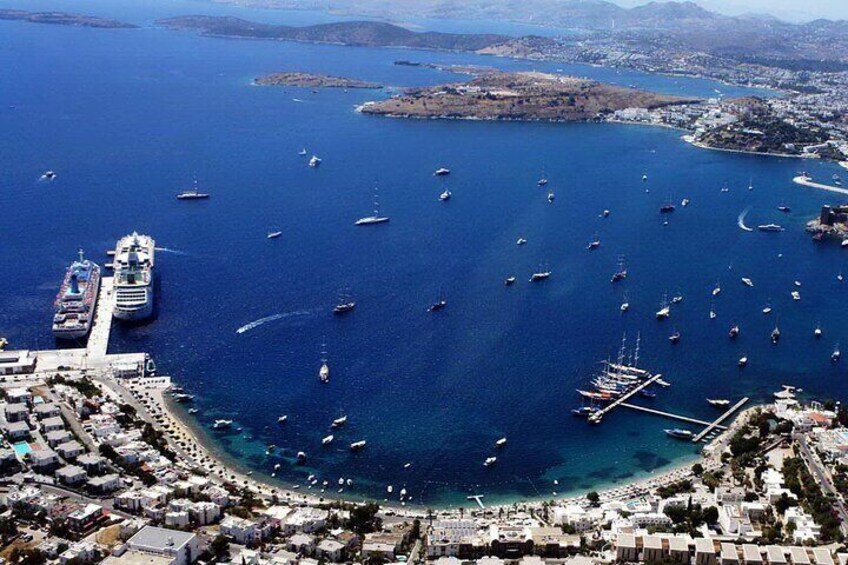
left=691, top=397, right=749, bottom=443
left=793, top=175, right=848, bottom=196
left=588, top=373, right=663, bottom=424
left=620, top=403, right=721, bottom=428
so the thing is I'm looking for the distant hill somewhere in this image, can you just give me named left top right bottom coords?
left=156, top=16, right=509, bottom=51
left=0, top=9, right=136, bottom=28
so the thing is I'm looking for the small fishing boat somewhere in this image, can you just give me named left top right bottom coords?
left=814, top=325, right=822, bottom=338
left=428, top=289, right=448, bottom=312
left=529, top=270, right=551, bottom=282
left=434, top=167, right=451, bottom=176
left=309, top=155, right=322, bottom=168
left=738, top=355, right=748, bottom=368
left=296, top=451, right=307, bottom=464
left=729, top=325, right=740, bottom=339
left=267, top=231, right=283, bottom=239
left=439, top=190, right=452, bottom=201
left=537, top=177, right=548, bottom=186
left=516, top=237, right=527, bottom=246
left=587, top=234, right=600, bottom=250
left=742, top=277, right=754, bottom=287
left=778, top=205, right=791, bottom=213
left=681, top=198, right=690, bottom=207
left=712, top=284, right=721, bottom=296
left=791, top=290, right=800, bottom=301
left=758, top=224, right=784, bottom=232
left=504, top=276, right=516, bottom=286
left=602, top=209, right=610, bottom=218
left=611, top=257, right=627, bottom=283
left=671, top=294, right=683, bottom=304
left=762, top=304, right=773, bottom=315
left=669, top=330, right=681, bottom=344
left=41, top=170, right=57, bottom=181
left=547, top=191, right=555, bottom=203
left=832, top=344, right=841, bottom=363
left=707, top=398, right=730, bottom=407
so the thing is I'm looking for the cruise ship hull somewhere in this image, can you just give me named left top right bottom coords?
left=52, top=253, right=101, bottom=340
left=112, top=232, right=156, bottom=321
left=113, top=287, right=154, bottom=320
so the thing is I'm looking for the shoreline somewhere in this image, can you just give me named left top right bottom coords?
left=134, top=376, right=755, bottom=512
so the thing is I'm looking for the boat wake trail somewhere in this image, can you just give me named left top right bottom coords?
left=154, top=247, right=189, bottom=256
left=236, top=311, right=311, bottom=334
left=737, top=207, right=754, bottom=232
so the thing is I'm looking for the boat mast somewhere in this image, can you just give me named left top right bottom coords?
left=634, top=332, right=641, bottom=368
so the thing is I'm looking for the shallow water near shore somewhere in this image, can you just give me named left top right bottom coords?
left=1, top=0, right=846, bottom=508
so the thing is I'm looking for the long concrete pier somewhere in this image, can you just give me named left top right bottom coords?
left=691, top=397, right=749, bottom=443
left=587, top=373, right=664, bottom=424
left=793, top=175, right=848, bottom=196
left=620, top=403, right=722, bottom=428
left=86, top=276, right=115, bottom=364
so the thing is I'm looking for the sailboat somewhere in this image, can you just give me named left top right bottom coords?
left=529, top=262, right=551, bottom=282
left=620, top=291, right=630, bottom=313
left=709, top=303, right=717, bottom=320
left=319, top=342, right=330, bottom=383
left=656, top=294, right=670, bottom=319
left=333, top=290, right=356, bottom=314
left=355, top=186, right=390, bottom=225
left=428, top=288, right=447, bottom=312
left=832, top=343, right=841, bottom=364
left=771, top=323, right=781, bottom=344
left=611, top=256, right=627, bottom=283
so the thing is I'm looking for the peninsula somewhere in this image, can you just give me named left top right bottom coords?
left=254, top=72, right=382, bottom=89
left=156, top=15, right=509, bottom=52
left=359, top=71, right=697, bottom=122
left=0, top=9, right=137, bottom=29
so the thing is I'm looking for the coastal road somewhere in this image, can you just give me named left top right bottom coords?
left=795, top=434, right=848, bottom=537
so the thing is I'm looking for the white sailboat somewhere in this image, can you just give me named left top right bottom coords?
left=355, top=186, right=390, bottom=225
left=319, top=342, right=329, bottom=383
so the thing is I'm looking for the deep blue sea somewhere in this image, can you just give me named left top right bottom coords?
left=1, top=0, right=846, bottom=508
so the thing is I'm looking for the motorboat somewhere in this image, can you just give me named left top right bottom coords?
left=267, top=231, right=283, bottom=239
left=671, top=295, right=683, bottom=304
left=434, top=167, right=451, bottom=176
left=213, top=419, right=233, bottom=430
left=656, top=305, right=670, bottom=319
left=439, top=190, right=452, bottom=201
left=484, top=457, right=497, bottom=467
left=537, top=178, right=548, bottom=186
left=832, top=345, right=841, bottom=363
left=278, top=415, right=288, bottom=424
left=758, top=224, right=784, bottom=232
left=529, top=270, right=551, bottom=282
left=296, top=451, right=307, bottom=464
left=516, top=237, right=527, bottom=246
left=350, top=440, right=367, bottom=451
left=669, top=330, right=681, bottom=344
left=791, top=291, right=800, bottom=301
left=665, top=428, right=693, bottom=440
left=332, top=415, right=348, bottom=428
left=738, top=356, right=748, bottom=367
left=496, top=437, right=507, bottom=448
left=814, top=325, right=822, bottom=338
left=771, top=325, right=781, bottom=344
left=547, top=191, right=555, bottom=203
left=742, top=277, right=754, bottom=287
left=504, top=276, right=516, bottom=286
left=729, top=325, right=740, bottom=339
left=41, top=170, right=57, bottom=181
left=707, top=399, right=730, bottom=407
left=322, top=435, right=334, bottom=446
left=762, top=304, right=773, bottom=314
left=309, top=155, right=322, bottom=168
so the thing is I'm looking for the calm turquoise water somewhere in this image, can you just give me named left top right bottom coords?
left=0, top=0, right=844, bottom=507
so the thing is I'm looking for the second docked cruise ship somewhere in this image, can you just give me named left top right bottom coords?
left=112, top=232, right=156, bottom=320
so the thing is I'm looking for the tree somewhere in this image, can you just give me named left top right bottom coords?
left=210, top=534, right=230, bottom=559
left=586, top=491, right=600, bottom=505
left=703, top=506, right=719, bottom=525
left=691, top=463, right=704, bottom=477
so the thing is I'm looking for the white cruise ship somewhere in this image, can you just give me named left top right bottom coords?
left=112, top=232, right=156, bottom=320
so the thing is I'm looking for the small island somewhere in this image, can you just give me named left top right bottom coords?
left=254, top=72, right=382, bottom=89
left=0, top=9, right=137, bottom=28
left=359, top=71, right=697, bottom=122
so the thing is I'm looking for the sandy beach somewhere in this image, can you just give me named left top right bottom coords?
left=115, top=377, right=757, bottom=514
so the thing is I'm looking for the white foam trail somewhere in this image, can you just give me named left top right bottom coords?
left=236, top=310, right=311, bottom=334
left=737, top=207, right=754, bottom=232
left=154, top=247, right=189, bottom=256
left=292, top=98, right=305, bottom=103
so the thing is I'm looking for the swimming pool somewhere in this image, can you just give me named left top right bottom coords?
left=12, top=442, right=31, bottom=458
